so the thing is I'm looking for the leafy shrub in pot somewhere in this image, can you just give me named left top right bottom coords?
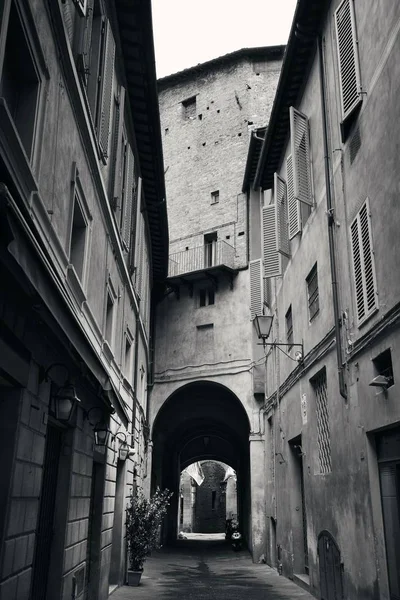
left=126, top=487, right=173, bottom=576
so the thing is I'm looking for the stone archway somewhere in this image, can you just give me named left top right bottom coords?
left=150, top=381, right=251, bottom=547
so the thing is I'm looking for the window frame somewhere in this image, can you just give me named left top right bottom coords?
left=285, top=305, right=293, bottom=349
left=104, top=275, right=117, bottom=352
left=306, top=263, right=319, bottom=322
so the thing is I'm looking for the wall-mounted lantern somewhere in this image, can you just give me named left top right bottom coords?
left=253, top=314, right=304, bottom=361
left=114, top=432, right=130, bottom=461
left=40, top=363, right=81, bottom=425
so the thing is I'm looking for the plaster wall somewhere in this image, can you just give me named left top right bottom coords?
left=260, top=1, right=400, bottom=598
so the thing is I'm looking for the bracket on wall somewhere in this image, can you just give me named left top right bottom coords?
left=204, top=271, right=218, bottom=291
left=178, top=277, right=194, bottom=297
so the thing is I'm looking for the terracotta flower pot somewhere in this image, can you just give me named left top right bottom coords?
left=127, top=569, right=143, bottom=586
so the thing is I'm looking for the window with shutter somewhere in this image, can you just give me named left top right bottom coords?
left=350, top=199, right=378, bottom=326
left=274, top=173, right=290, bottom=257
left=98, top=20, right=115, bottom=160
left=75, top=0, right=94, bottom=85
left=287, top=155, right=301, bottom=239
left=263, top=276, right=272, bottom=309
left=335, top=0, right=362, bottom=122
left=121, top=145, right=134, bottom=249
left=262, top=205, right=282, bottom=278
left=250, top=259, right=263, bottom=319
left=109, top=87, right=125, bottom=212
left=290, top=107, right=313, bottom=207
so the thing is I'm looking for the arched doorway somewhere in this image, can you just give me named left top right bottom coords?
left=151, top=381, right=251, bottom=547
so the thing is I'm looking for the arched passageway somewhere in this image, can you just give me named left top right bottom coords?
left=151, top=381, right=251, bottom=547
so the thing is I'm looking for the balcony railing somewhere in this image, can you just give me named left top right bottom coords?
left=168, top=241, right=235, bottom=277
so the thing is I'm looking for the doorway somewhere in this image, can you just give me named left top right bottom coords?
left=289, top=436, right=308, bottom=575
left=204, top=232, right=217, bottom=268
left=376, top=427, right=400, bottom=599
left=109, top=459, right=127, bottom=591
left=31, top=423, right=62, bottom=600
left=318, top=531, right=343, bottom=600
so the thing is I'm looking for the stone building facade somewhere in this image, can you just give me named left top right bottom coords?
left=150, top=46, right=284, bottom=558
left=245, top=0, right=400, bottom=598
left=0, top=1, right=167, bottom=599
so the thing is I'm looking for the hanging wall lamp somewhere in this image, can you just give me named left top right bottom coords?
left=253, top=314, right=304, bottom=361
left=40, top=363, right=81, bottom=425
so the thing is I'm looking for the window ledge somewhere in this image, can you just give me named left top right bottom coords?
left=66, top=264, right=87, bottom=306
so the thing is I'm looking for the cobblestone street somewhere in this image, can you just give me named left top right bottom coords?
left=111, top=535, right=315, bottom=600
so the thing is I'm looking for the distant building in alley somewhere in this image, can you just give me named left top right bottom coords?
left=0, top=1, right=167, bottom=598
left=245, top=0, right=400, bottom=598
left=151, top=46, right=284, bottom=557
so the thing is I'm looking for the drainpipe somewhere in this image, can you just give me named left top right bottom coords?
left=317, top=36, right=347, bottom=400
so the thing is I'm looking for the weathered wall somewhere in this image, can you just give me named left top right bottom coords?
left=259, top=1, right=400, bottom=598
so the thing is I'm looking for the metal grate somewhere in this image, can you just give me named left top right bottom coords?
left=313, top=369, right=332, bottom=474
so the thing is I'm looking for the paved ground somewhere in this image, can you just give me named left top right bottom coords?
left=110, top=534, right=315, bottom=600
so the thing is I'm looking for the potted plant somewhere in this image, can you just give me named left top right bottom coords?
left=126, top=487, right=172, bottom=586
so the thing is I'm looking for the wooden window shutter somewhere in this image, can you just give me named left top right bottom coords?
left=98, top=20, right=115, bottom=160
left=76, top=0, right=94, bottom=85
left=62, top=0, right=75, bottom=44
left=274, top=173, right=290, bottom=257
left=262, top=205, right=282, bottom=278
left=290, top=107, right=313, bottom=207
left=250, top=259, right=263, bottom=319
left=335, top=0, right=362, bottom=121
left=287, top=155, right=301, bottom=239
left=109, top=87, right=125, bottom=211
left=136, top=215, right=145, bottom=297
left=129, top=177, right=142, bottom=277
left=121, top=146, right=134, bottom=249
left=350, top=199, right=378, bottom=325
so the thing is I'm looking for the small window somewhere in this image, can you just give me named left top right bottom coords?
left=124, top=330, right=134, bottom=383
left=373, top=349, right=394, bottom=389
left=211, top=190, right=219, bottom=205
left=105, top=291, right=114, bottom=346
left=306, top=264, right=319, bottom=320
left=286, top=306, right=293, bottom=348
left=0, top=2, right=40, bottom=159
left=182, top=96, right=196, bottom=119
left=70, top=199, right=87, bottom=280
left=199, top=288, right=215, bottom=307
left=68, top=166, right=92, bottom=288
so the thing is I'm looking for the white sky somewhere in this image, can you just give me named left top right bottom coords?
left=151, top=0, right=298, bottom=78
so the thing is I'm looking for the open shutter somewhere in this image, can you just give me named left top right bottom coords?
left=335, top=0, right=362, bottom=120
left=109, top=87, right=125, bottom=210
left=76, top=0, right=94, bottom=85
left=136, top=215, right=145, bottom=297
left=129, top=177, right=142, bottom=277
left=62, top=0, right=75, bottom=44
left=98, top=20, right=115, bottom=160
left=350, top=199, right=378, bottom=325
left=250, top=259, right=263, bottom=319
left=121, top=146, right=134, bottom=249
left=274, top=173, right=290, bottom=257
left=290, top=107, right=313, bottom=207
left=262, top=205, right=281, bottom=278
left=287, top=155, right=301, bottom=239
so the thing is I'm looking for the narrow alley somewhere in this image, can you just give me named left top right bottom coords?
left=111, top=535, right=314, bottom=600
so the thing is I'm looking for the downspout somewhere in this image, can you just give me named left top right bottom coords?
left=317, top=36, right=347, bottom=400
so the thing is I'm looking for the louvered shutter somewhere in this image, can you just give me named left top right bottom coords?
left=262, top=205, right=281, bottom=278
left=335, top=0, right=362, bottom=120
left=62, top=0, right=75, bottom=44
left=121, top=146, right=134, bottom=249
left=290, top=107, right=313, bottom=207
left=350, top=199, right=378, bottom=325
left=287, top=155, right=301, bottom=239
left=129, top=177, right=142, bottom=277
left=136, top=215, right=145, bottom=297
left=98, top=20, right=115, bottom=160
left=249, top=259, right=263, bottom=319
left=274, top=173, right=290, bottom=257
left=77, top=0, right=94, bottom=85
